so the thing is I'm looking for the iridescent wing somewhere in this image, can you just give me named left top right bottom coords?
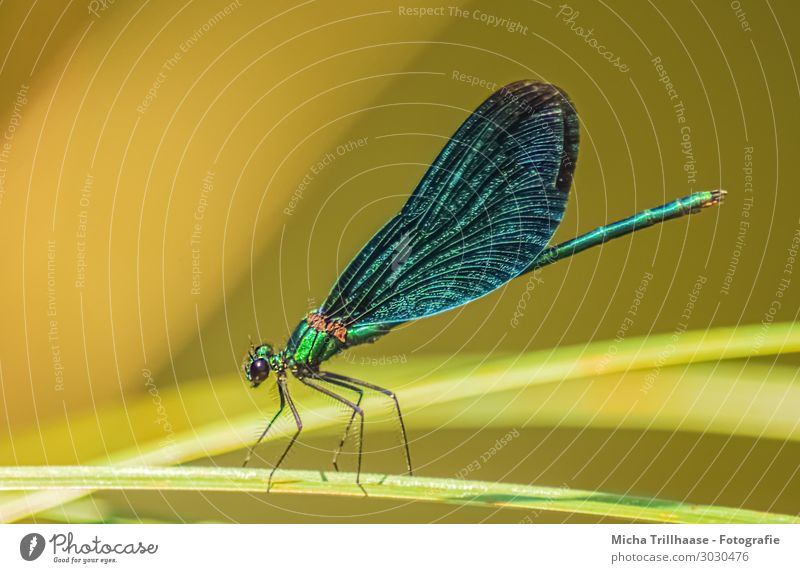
left=320, top=80, right=579, bottom=327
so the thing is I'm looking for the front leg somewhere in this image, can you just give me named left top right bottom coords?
left=267, top=375, right=302, bottom=493
left=242, top=381, right=286, bottom=468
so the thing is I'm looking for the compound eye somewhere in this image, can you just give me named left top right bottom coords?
left=248, top=358, right=270, bottom=385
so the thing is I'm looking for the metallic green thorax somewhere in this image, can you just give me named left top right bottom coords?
left=285, top=313, right=391, bottom=368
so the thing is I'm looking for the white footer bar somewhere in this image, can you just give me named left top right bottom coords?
left=1, top=524, right=797, bottom=572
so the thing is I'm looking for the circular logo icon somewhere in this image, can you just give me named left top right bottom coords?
left=20, top=533, right=46, bottom=561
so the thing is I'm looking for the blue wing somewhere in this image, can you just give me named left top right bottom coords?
left=320, top=80, right=579, bottom=327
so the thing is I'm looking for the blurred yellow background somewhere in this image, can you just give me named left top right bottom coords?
left=0, top=0, right=798, bottom=522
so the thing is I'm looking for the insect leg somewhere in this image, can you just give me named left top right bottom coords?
left=242, top=382, right=286, bottom=468
left=307, top=374, right=364, bottom=473
left=267, top=375, right=302, bottom=493
left=300, top=373, right=367, bottom=496
left=317, top=370, right=412, bottom=477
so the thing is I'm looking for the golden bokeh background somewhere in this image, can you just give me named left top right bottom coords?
left=0, top=0, right=798, bottom=522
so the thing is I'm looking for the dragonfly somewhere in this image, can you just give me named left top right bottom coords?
left=242, top=80, right=725, bottom=493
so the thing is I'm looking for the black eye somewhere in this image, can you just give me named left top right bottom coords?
left=248, top=358, right=270, bottom=384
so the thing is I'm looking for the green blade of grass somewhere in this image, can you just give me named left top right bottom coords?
left=414, top=361, right=800, bottom=439
left=1, top=322, right=798, bottom=522
left=0, top=465, right=796, bottom=524
left=6, top=322, right=799, bottom=465
left=59, top=360, right=789, bottom=529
